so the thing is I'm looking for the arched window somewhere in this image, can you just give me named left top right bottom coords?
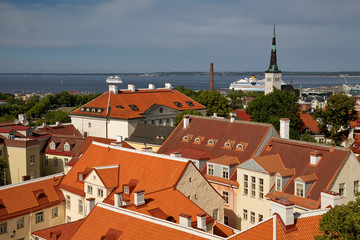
left=183, top=136, right=189, bottom=141
left=194, top=138, right=201, bottom=142
left=208, top=139, right=214, bottom=144
left=236, top=144, right=244, bottom=149
left=224, top=142, right=231, bottom=147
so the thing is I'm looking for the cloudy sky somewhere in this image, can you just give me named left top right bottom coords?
left=0, top=0, right=359, bottom=73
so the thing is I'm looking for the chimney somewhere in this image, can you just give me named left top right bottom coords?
left=280, top=118, right=290, bottom=139
left=183, top=115, right=190, bottom=128
left=85, top=198, right=95, bottom=215
left=270, top=199, right=294, bottom=226
left=148, top=83, right=155, bottom=90
left=114, top=191, right=124, bottom=207
left=109, top=84, right=118, bottom=95
left=310, top=151, right=322, bottom=165
left=128, top=84, right=136, bottom=92
left=134, top=190, right=145, bottom=206
left=179, top=214, right=192, bottom=228
left=18, top=114, right=27, bottom=124
left=56, top=121, right=60, bottom=126
left=321, top=190, right=340, bottom=208
left=230, top=114, right=235, bottom=122
left=142, top=147, right=153, bottom=153
left=210, top=62, right=214, bottom=92
left=329, top=144, right=335, bottom=152
left=213, top=112, right=217, bottom=118
left=171, top=152, right=181, bottom=158
left=165, top=82, right=172, bottom=90
left=197, top=213, right=207, bottom=231
left=42, top=122, right=47, bottom=127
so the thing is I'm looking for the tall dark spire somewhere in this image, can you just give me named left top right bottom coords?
left=266, top=25, right=281, bottom=73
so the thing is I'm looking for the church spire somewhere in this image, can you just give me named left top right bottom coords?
left=266, top=24, right=281, bottom=73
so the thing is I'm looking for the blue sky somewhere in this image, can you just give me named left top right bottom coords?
left=0, top=0, right=359, bottom=73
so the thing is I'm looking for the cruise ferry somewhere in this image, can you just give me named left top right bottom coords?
left=106, top=75, right=123, bottom=84
left=228, top=75, right=265, bottom=91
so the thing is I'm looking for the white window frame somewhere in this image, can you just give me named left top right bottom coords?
left=98, top=188, right=104, bottom=198
left=0, top=222, right=7, bottom=234
left=124, top=186, right=129, bottom=194
left=194, top=137, right=201, bottom=142
left=212, top=209, right=218, bottom=220
left=222, top=166, right=229, bottom=179
left=52, top=207, right=58, bottom=218
left=35, top=211, right=44, bottom=223
left=275, top=176, right=282, bottom=191
left=251, top=176, right=256, bottom=197
left=208, top=164, right=214, bottom=176
left=50, top=141, right=56, bottom=150
left=259, top=178, right=264, bottom=199
left=87, top=185, right=93, bottom=194
left=339, top=183, right=345, bottom=197
left=243, top=174, right=248, bottom=195
left=243, top=209, right=248, bottom=221
left=66, top=195, right=71, bottom=210
left=17, top=217, right=24, bottom=229
left=354, top=181, right=359, bottom=195
left=64, top=142, right=70, bottom=152
left=250, top=211, right=255, bottom=223
left=295, top=181, right=305, bottom=197
left=78, top=199, right=83, bottom=214
left=222, top=191, right=229, bottom=204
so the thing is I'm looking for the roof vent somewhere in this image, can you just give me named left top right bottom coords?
left=128, top=84, right=136, bottom=92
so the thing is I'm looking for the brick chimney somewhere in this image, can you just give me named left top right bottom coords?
left=210, top=62, right=214, bottom=92
left=197, top=213, right=206, bottom=231
left=134, top=190, right=145, bottom=206
left=280, top=118, right=290, bottom=139
left=270, top=199, right=294, bottom=226
left=85, top=198, right=95, bottom=215
left=321, top=190, right=340, bottom=208
left=179, top=214, right=191, bottom=227
left=114, top=191, right=124, bottom=207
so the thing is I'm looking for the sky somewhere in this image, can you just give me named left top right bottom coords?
left=0, top=0, right=359, bottom=73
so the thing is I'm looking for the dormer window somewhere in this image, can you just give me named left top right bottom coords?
left=91, top=108, right=96, bottom=112
left=207, top=139, right=215, bottom=145
left=222, top=167, right=229, bottom=179
left=276, top=177, right=282, bottom=191
left=183, top=136, right=189, bottom=141
left=97, top=109, right=102, bottom=113
left=194, top=138, right=201, bottom=143
left=8, top=134, right=15, bottom=140
left=173, top=102, right=183, bottom=107
left=78, top=173, right=83, bottom=181
left=64, top=142, right=70, bottom=152
left=354, top=144, right=358, bottom=148
left=236, top=144, right=244, bottom=149
left=124, top=186, right=129, bottom=194
left=185, top=101, right=194, bottom=106
left=208, top=164, right=214, bottom=176
left=295, top=182, right=305, bottom=197
left=86, top=108, right=90, bottom=112
left=129, top=105, right=139, bottom=111
left=224, top=142, right=231, bottom=147
left=80, top=107, right=85, bottom=111
left=50, top=141, right=56, bottom=150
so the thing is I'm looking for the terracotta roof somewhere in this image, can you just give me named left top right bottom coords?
left=244, top=154, right=287, bottom=174
left=45, top=136, right=85, bottom=157
left=71, top=89, right=206, bottom=120
left=93, top=166, right=119, bottom=188
left=0, top=174, right=64, bottom=221
left=71, top=203, right=223, bottom=240
left=4, top=138, right=40, bottom=148
left=157, top=116, right=276, bottom=163
left=300, top=112, right=320, bottom=132
left=350, top=136, right=360, bottom=155
left=38, top=123, right=83, bottom=137
left=261, top=137, right=350, bottom=209
left=60, top=142, right=190, bottom=199
left=125, top=123, right=175, bottom=146
left=229, top=217, right=273, bottom=240
left=204, top=174, right=239, bottom=188
left=350, top=111, right=360, bottom=128
left=32, top=219, right=85, bottom=240
left=232, top=109, right=252, bottom=121
left=208, top=155, right=240, bottom=166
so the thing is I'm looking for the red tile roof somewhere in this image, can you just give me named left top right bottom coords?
left=229, top=217, right=273, bottom=240
left=261, top=138, right=350, bottom=209
left=246, top=154, right=286, bottom=174
left=71, top=203, right=222, bottom=240
left=232, top=109, right=252, bottom=121
left=157, top=116, right=276, bottom=163
left=71, top=89, right=206, bottom=119
left=93, top=166, right=119, bottom=188
left=300, top=112, right=320, bottom=132
left=208, top=155, right=240, bottom=166
left=0, top=174, right=64, bottom=221
left=32, top=219, right=85, bottom=240
left=38, top=123, right=82, bottom=137
left=45, top=136, right=85, bottom=157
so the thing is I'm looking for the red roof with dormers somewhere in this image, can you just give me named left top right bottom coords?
left=157, top=116, right=277, bottom=163
left=260, top=138, right=350, bottom=209
left=71, top=89, right=206, bottom=120
left=45, top=136, right=85, bottom=157
left=32, top=219, right=85, bottom=240
left=0, top=174, right=64, bottom=221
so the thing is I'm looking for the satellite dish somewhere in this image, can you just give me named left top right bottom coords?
left=13, top=119, right=19, bottom=125
left=23, top=120, right=29, bottom=126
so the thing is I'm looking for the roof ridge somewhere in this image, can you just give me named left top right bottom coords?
left=0, top=173, right=64, bottom=190
left=94, top=164, right=119, bottom=170
left=271, top=137, right=347, bottom=151
left=296, top=208, right=329, bottom=219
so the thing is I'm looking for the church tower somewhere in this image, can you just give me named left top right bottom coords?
left=264, top=25, right=282, bottom=95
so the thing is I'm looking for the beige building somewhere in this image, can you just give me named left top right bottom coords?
left=59, top=141, right=225, bottom=232
left=0, top=174, right=65, bottom=240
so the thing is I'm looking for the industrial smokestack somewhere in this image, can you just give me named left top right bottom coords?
left=210, top=62, right=214, bottom=92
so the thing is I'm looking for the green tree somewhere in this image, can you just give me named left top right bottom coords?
left=0, top=157, right=8, bottom=186
left=175, top=86, right=201, bottom=100
left=246, top=89, right=302, bottom=139
left=301, top=131, right=317, bottom=142
left=174, top=109, right=203, bottom=126
left=314, top=94, right=358, bottom=145
left=226, top=90, right=245, bottom=110
left=37, top=110, right=71, bottom=125
left=315, top=196, right=360, bottom=240
left=197, top=91, right=231, bottom=117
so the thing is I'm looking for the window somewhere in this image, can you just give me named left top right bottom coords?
left=267, top=78, right=271, bottom=82
left=87, top=185, right=93, bottom=194
left=259, top=178, right=264, bottom=199
left=208, top=164, right=214, bottom=176
left=243, top=209, right=248, bottom=221
left=236, top=144, right=243, bottom=149
left=259, top=214, right=263, bottom=222
left=224, top=216, right=229, bottom=226
left=84, top=131, right=88, bottom=137
left=207, top=139, right=214, bottom=144
left=50, top=141, right=56, bottom=150
left=194, top=194, right=198, bottom=200
left=0, top=222, right=7, bottom=234
left=295, top=183, right=304, bottom=197
left=354, top=181, right=359, bottom=195
left=339, top=183, right=345, bottom=197
left=54, top=157, right=58, bottom=167
left=30, top=171, right=36, bottom=179
left=64, top=158, right=69, bottom=165
left=222, top=191, right=229, bottom=204
left=129, top=105, right=139, bottom=111
left=52, top=207, right=58, bottom=218
left=243, top=175, right=248, bottom=195
left=182, top=136, right=189, bottom=141
left=250, top=211, right=255, bottom=223
left=78, top=199, right=83, bottom=214
left=88, top=122, right=91, bottom=128
left=212, top=209, right=218, bottom=220
left=173, top=102, right=183, bottom=107
left=185, top=101, right=194, bottom=106
left=17, top=217, right=24, bottom=229
left=275, top=78, right=280, bottom=82
left=224, top=142, right=231, bottom=147
left=30, top=154, right=35, bottom=166
left=45, top=156, right=48, bottom=166
left=64, top=143, right=70, bottom=151
left=66, top=216, right=71, bottom=223
left=251, top=176, right=256, bottom=197
left=35, top=212, right=44, bottom=223
left=194, top=137, right=201, bottom=143
left=98, top=188, right=104, bottom=198
left=66, top=195, right=71, bottom=210
left=222, top=167, right=229, bottom=179
left=188, top=177, right=192, bottom=182
left=276, top=178, right=281, bottom=191
left=124, top=186, right=129, bottom=194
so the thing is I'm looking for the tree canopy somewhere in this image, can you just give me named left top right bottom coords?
left=314, top=94, right=358, bottom=144
left=174, top=109, right=203, bottom=126
left=246, top=89, right=302, bottom=139
left=315, top=196, right=360, bottom=240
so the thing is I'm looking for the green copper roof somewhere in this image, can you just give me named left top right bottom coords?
left=266, top=25, right=281, bottom=73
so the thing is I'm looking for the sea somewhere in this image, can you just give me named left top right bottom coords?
left=0, top=74, right=360, bottom=94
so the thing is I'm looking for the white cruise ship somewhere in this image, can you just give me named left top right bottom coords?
left=229, top=75, right=265, bottom=91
